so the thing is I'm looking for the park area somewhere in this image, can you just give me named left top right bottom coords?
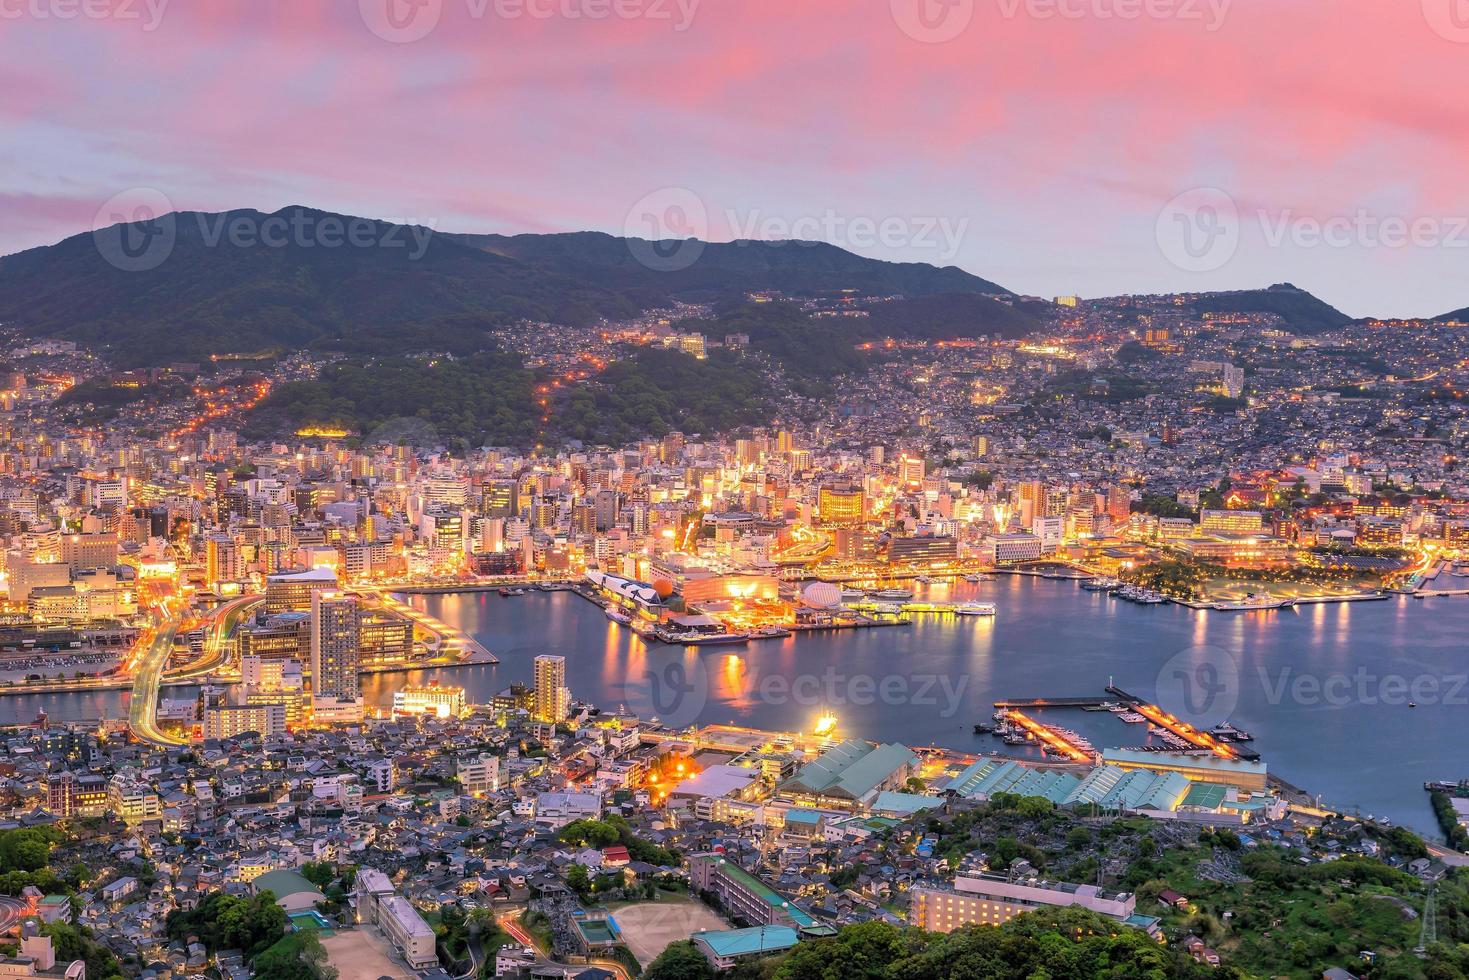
left=609, top=898, right=729, bottom=966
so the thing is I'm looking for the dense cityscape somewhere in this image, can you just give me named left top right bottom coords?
left=9, top=2, right=1469, bottom=978
left=0, top=282, right=1457, bottom=978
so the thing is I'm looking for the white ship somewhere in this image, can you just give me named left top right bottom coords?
left=954, top=601, right=997, bottom=616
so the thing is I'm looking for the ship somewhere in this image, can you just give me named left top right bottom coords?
left=1081, top=578, right=1120, bottom=591
left=1209, top=721, right=1253, bottom=741
left=666, top=630, right=751, bottom=647
left=840, top=588, right=868, bottom=601
left=1213, top=592, right=1293, bottom=612
left=954, top=601, right=997, bottom=616
left=605, top=606, right=632, bottom=625
left=871, top=588, right=914, bottom=600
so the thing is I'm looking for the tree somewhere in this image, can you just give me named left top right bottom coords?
left=566, top=863, right=590, bottom=896
left=643, top=940, right=716, bottom=980
left=300, top=861, right=335, bottom=889
left=253, top=931, right=338, bottom=980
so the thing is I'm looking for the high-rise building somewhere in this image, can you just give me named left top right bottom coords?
left=533, top=655, right=569, bottom=724
left=897, top=454, right=925, bottom=490
left=817, top=485, right=865, bottom=527
left=266, top=567, right=339, bottom=614
left=60, top=532, right=118, bottom=572
left=311, top=591, right=362, bottom=708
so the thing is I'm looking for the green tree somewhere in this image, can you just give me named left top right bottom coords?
left=253, top=931, right=338, bottom=980
left=643, top=940, right=717, bottom=980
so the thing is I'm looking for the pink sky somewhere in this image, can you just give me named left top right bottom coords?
left=5, top=0, right=1469, bottom=316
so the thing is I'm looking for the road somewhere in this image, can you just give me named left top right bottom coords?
left=0, top=896, right=29, bottom=934
left=127, top=594, right=261, bottom=746
left=497, top=911, right=633, bottom=980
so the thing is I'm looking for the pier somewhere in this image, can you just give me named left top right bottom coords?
left=993, top=696, right=1115, bottom=709
left=1002, top=709, right=1095, bottom=762
left=991, top=685, right=1261, bottom=762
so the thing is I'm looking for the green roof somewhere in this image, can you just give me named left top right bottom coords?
left=716, top=860, right=815, bottom=927
left=252, top=870, right=324, bottom=901
left=694, top=925, right=799, bottom=958
left=781, top=740, right=918, bottom=801
left=1180, top=782, right=1230, bottom=810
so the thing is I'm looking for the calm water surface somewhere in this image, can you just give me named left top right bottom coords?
left=7, top=577, right=1464, bottom=835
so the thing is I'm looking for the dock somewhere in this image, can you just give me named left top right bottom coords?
left=991, top=685, right=1261, bottom=762
left=1001, top=709, right=1095, bottom=762
left=993, top=696, right=1115, bottom=709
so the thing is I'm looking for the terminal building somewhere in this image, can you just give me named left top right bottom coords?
left=779, top=739, right=920, bottom=810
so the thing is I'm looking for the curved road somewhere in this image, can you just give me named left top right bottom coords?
left=0, top=896, right=29, bottom=935
left=128, top=594, right=262, bottom=746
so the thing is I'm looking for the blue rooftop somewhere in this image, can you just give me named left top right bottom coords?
left=693, top=925, right=800, bottom=958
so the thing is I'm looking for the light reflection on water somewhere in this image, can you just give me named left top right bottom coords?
left=6, top=577, right=1463, bottom=834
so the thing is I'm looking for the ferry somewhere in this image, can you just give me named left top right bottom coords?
left=840, top=588, right=868, bottom=602
left=1209, top=721, right=1253, bottom=742
left=871, top=588, right=914, bottom=600
left=1213, top=592, right=1293, bottom=612
left=676, top=632, right=750, bottom=647
left=753, top=625, right=792, bottom=638
left=954, top=601, right=997, bottom=616
left=871, top=602, right=904, bottom=615
left=1081, top=578, right=1120, bottom=592
left=605, top=607, right=632, bottom=626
